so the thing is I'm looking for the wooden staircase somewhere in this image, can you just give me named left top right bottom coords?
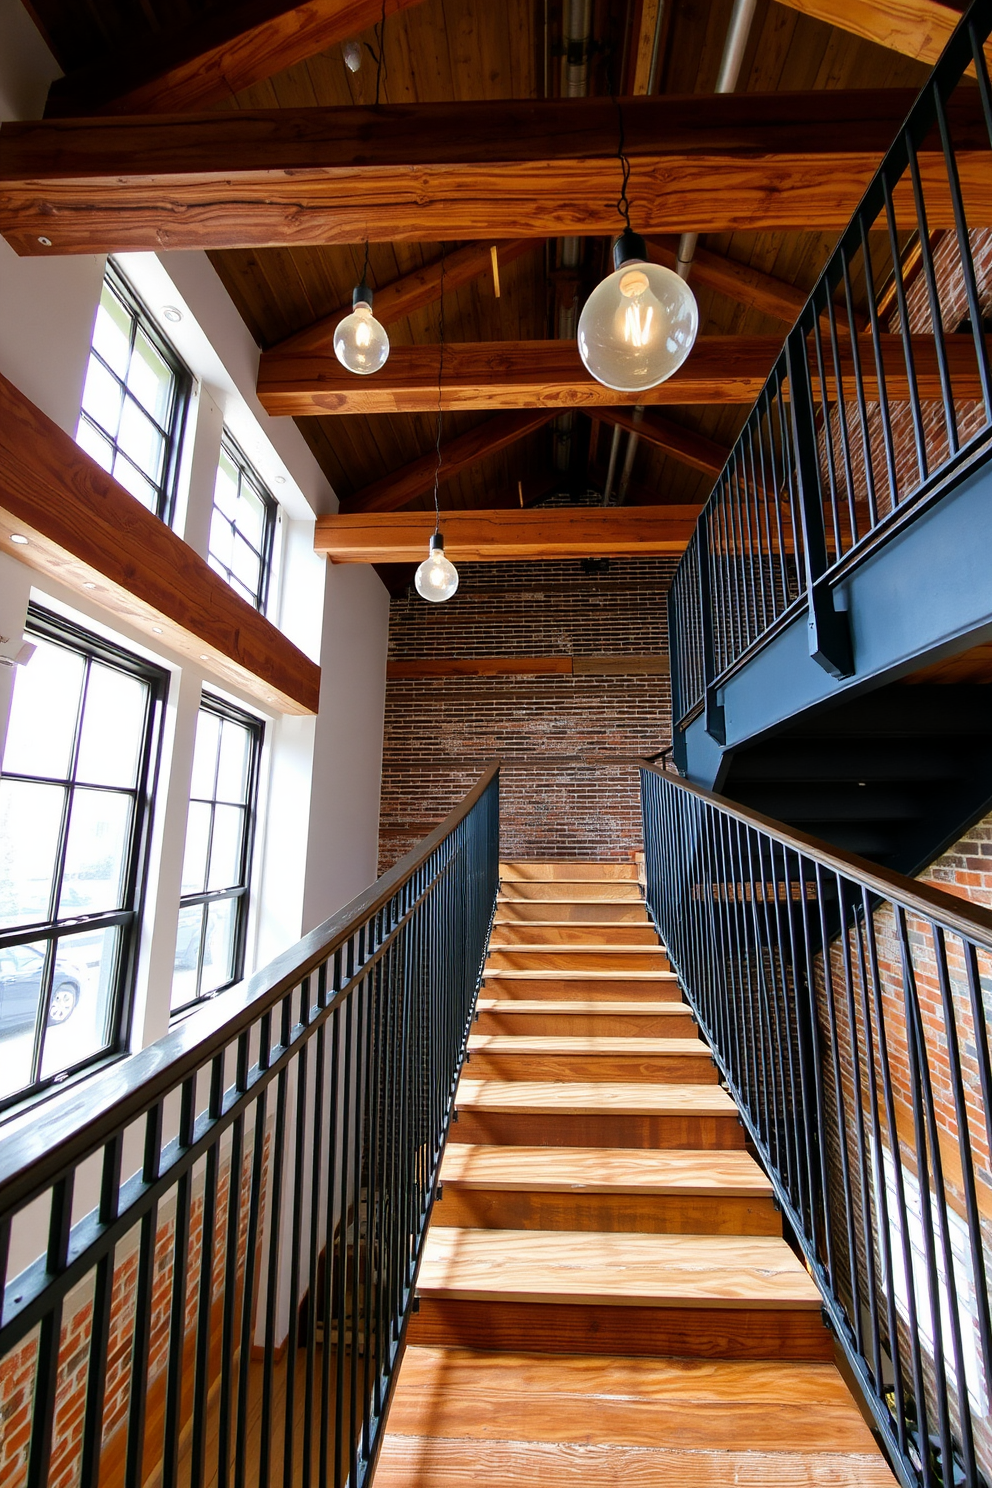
left=375, top=860, right=896, bottom=1486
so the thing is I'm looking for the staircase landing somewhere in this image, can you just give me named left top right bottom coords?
left=375, top=860, right=896, bottom=1487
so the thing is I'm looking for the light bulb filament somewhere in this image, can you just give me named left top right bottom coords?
left=624, top=302, right=654, bottom=348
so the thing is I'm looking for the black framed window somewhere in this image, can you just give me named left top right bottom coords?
left=0, top=606, right=166, bottom=1109
left=208, top=436, right=278, bottom=612
left=172, top=695, right=263, bottom=1014
left=76, top=262, right=191, bottom=524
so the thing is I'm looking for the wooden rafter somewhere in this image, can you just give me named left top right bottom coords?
left=0, top=372, right=319, bottom=715
left=315, top=506, right=702, bottom=563
left=339, top=411, right=556, bottom=514
left=775, top=1, right=991, bottom=74
left=3, top=91, right=988, bottom=256
left=44, top=0, right=429, bottom=118
left=647, top=238, right=862, bottom=332
left=257, top=335, right=991, bottom=416
left=596, top=409, right=730, bottom=477
left=273, top=240, right=539, bottom=357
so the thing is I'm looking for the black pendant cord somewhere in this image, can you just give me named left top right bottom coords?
left=606, top=48, right=633, bottom=232
left=432, top=246, right=447, bottom=538
left=373, top=0, right=388, bottom=107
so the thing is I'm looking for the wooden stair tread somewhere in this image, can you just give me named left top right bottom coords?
left=439, top=1144, right=773, bottom=1195
left=486, top=945, right=666, bottom=955
left=483, top=969, right=677, bottom=980
left=468, top=1035, right=710, bottom=1056
left=476, top=999, right=687, bottom=1015
left=374, top=1436, right=894, bottom=1486
left=418, top=1228, right=823, bottom=1309
left=500, top=861, right=639, bottom=880
left=387, top=1347, right=880, bottom=1454
left=456, top=1080, right=736, bottom=1114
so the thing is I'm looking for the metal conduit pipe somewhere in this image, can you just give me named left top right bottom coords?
left=601, top=424, right=622, bottom=505
left=553, top=0, right=593, bottom=476
left=676, top=0, right=757, bottom=281
left=616, top=404, right=645, bottom=504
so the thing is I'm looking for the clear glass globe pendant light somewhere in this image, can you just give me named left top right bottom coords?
left=414, top=246, right=459, bottom=603
left=578, top=228, right=698, bottom=392
left=333, top=280, right=390, bottom=376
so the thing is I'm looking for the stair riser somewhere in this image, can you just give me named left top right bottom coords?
left=452, top=1111, right=744, bottom=1150
left=485, top=951, right=670, bottom=972
left=480, top=977, right=683, bottom=1001
left=410, top=1300, right=833, bottom=1361
left=495, top=902, right=649, bottom=923
left=500, top=863, right=639, bottom=882
left=432, top=1189, right=781, bottom=1236
left=473, top=1012, right=697, bottom=1038
left=490, top=924, right=659, bottom=945
left=465, top=1052, right=718, bottom=1084
left=499, top=883, right=643, bottom=901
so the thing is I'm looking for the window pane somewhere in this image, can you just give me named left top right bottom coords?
left=235, top=482, right=266, bottom=550
left=216, top=720, right=249, bottom=803
left=172, top=903, right=204, bottom=1009
left=81, top=356, right=124, bottom=439
left=117, top=398, right=165, bottom=483
left=202, top=897, right=237, bottom=995
left=39, top=924, right=120, bottom=1082
left=1, top=638, right=84, bottom=781
left=0, top=938, right=48, bottom=1100
left=76, top=665, right=147, bottom=788
left=213, top=452, right=239, bottom=520
left=127, top=330, right=172, bottom=425
left=0, top=781, right=64, bottom=929
left=208, top=805, right=244, bottom=891
left=91, top=286, right=131, bottom=378
left=231, top=533, right=262, bottom=594
left=112, top=453, right=159, bottom=513
left=180, top=800, right=211, bottom=896
left=76, top=418, right=115, bottom=473
left=209, top=508, right=234, bottom=570
left=59, top=789, right=132, bottom=915
left=190, top=710, right=220, bottom=798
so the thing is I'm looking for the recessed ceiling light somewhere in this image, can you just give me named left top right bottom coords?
left=162, top=306, right=183, bottom=324
left=9, top=534, right=28, bottom=545
left=151, top=627, right=163, bottom=635
left=83, top=581, right=96, bottom=590
left=37, top=236, right=52, bottom=247
left=275, top=475, right=287, bottom=485
left=200, top=654, right=209, bottom=661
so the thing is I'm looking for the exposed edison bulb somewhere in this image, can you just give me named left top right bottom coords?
left=342, top=39, right=362, bottom=72
left=415, top=533, right=459, bottom=604
left=334, top=286, right=390, bottom=375
left=577, top=231, right=698, bottom=393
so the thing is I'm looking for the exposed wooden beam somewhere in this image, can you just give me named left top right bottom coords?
left=257, top=335, right=991, bottom=416
left=274, top=239, right=539, bottom=357
left=339, top=411, right=556, bottom=514
left=3, top=92, right=989, bottom=256
left=775, top=1, right=991, bottom=74
left=648, top=237, right=862, bottom=331
left=0, top=371, right=320, bottom=715
left=44, top=0, right=429, bottom=118
left=596, top=408, right=730, bottom=476
left=315, top=506, right=702, bottom=562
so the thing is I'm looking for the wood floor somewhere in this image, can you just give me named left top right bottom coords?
left=375, top=859, right=897, bottom=1487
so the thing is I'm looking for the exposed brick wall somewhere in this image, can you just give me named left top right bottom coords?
left=379, top=558, right=677, bottom=871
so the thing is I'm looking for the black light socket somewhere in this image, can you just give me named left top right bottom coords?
left=353, top=282, right=373, bottom=309
left=612, top=229, right=648, bottom=273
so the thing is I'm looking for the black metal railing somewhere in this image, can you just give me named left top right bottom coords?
left=641, top=763, right=992, bottom=1488
left=669, top=0, right=992, bottom=745
left=0, top=764, right=499, bottom=1488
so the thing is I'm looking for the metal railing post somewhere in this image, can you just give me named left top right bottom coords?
left=697, top=518, right=726, bottom=744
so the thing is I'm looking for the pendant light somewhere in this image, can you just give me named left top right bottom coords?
left=577, top=96, right=698, bottom=393
left=415, top=246, right=459, bottom=604
left=333, top=281, right=390, bottom=375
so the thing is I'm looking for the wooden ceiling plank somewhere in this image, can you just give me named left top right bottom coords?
left=648, top=237, right=860, bottom=331
left=274, top=239, right=539, bottom=356
left=632, top=0, right=664, bottom=95
left=3, top=92, right=988, bottom=255
left=774, top=1, right=991, bottom=74
left=340, top=410, right=557, bottom=513
left=314, top=506, right=703, bottom=562
left=0, top=371, right=320, bottom=715
left=44, top=0, right=430, bottom=118
left=596, top=408, right=730, bottom=476
left=257, top=334, right=990, bottom=415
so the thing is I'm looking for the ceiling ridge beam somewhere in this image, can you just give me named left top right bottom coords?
left=44, top=0, right=429, bottom=118
left=4, top=92, right=988, bottom=256
left=339, top=410, right=557, bottom=514
left=273, top=239, right=539, bottom=357
left=596, top=408, right=730, bottom=476
left=774, top=0, right=991, bottom=76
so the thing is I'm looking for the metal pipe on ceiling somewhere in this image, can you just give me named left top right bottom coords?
left=616, top=405, right=644, bottom=504
left=601, top=424, right=622, bottom=505
left=676, top=0, right=758, bottom=281
left=553, top=0, right=593, bottom=476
